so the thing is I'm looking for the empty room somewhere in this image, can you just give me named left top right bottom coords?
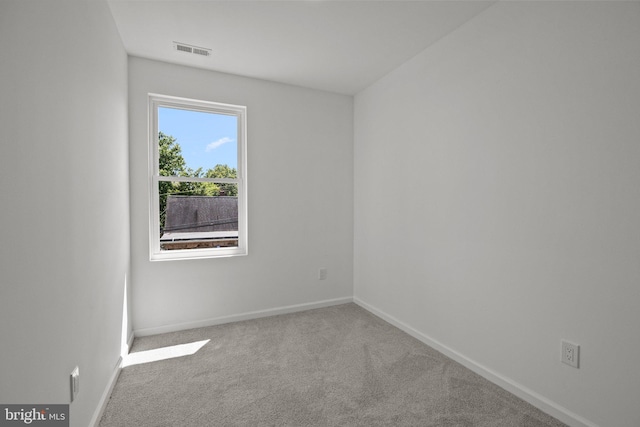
left=1, top=1, right=639, bottom=426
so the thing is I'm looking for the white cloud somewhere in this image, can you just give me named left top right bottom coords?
left=206, top=137, right=233, bottom=151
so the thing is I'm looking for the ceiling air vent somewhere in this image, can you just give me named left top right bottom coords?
left=173, top=42, right=211, bottom=57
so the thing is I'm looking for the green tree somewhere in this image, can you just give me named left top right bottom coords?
left=205, top=164, right=238, bottom=196
left=159, top=132, right=185, bottom=177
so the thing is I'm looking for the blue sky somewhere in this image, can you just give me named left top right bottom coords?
left=159, top=107, right=238, bottom=170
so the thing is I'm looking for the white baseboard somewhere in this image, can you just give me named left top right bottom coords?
left=88, top=356, right=122, bottom=427
left=353, top=297, right=598, bottom=427
left=134, top=296, right=354, bottom=337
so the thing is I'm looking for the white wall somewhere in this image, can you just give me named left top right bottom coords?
left=129, top=58, right=353, bottom=334
left=354, top=2, right=640, bottom=427
left=0, top=1, right=129, bottom=427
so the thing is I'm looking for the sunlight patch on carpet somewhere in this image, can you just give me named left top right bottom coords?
left=123, top=339, right=210, bottom=367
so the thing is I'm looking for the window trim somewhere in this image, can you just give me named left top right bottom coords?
left=148, top=93, right=248, bottom=261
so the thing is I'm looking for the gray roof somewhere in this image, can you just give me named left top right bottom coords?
left=164, top=195, right=238, bottom=233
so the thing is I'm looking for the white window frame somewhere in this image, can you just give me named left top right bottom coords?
left=148, top=93, right=248, bottom=261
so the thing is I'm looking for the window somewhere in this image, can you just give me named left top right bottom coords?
left=149, top=94, right=247, bottom=260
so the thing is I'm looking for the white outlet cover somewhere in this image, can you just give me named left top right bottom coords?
left=561, top=341, right=579, bottom=368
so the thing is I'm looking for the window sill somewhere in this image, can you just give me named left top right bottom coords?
left=150, top=247, right=248, bottom=262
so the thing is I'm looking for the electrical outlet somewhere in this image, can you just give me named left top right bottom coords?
left=70, top=366, right=80, bottom=402
left=318, top=268, right=327, bottom=280
left=561, top=341, right=579, bottom=368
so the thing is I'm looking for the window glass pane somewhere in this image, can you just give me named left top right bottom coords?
left=158, top=107, right=238, bottom=177
left=159, top=182, right=239, bottom=251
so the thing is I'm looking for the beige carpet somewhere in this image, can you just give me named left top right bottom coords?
left=100, top=303, right=566, bottom=426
